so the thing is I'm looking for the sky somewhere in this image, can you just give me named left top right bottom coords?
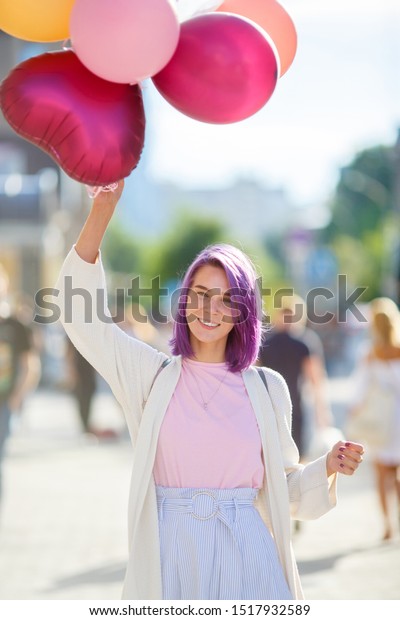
left=143, top=0, right=400, bottom=207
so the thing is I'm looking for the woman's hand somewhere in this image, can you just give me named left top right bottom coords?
left=326, top=441, right=364, bottom=477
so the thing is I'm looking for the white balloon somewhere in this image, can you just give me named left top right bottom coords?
left=175, top=0, right=224, bottom=22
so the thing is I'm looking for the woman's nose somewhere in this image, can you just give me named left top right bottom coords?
left=210, top=296, right=226, bottom=315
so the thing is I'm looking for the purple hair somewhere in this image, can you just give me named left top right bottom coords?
left=170, top=244, right=263, bottom=372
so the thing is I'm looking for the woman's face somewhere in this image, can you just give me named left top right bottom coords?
left=185, top=264, right=236, bottom=357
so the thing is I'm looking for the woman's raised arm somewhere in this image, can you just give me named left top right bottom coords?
left=54, top=178, right=167, bottom=435
left=76, top=180, right=124, bottom=264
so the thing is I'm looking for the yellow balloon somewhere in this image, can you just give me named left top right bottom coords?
left=0, top=0, right=75, bottom=42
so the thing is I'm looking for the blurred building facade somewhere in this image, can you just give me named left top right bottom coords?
left=155, top=178, right=293, bottom=243
left=0, top=32, right=89, bottom=300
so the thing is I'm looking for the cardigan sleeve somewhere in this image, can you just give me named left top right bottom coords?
left=54, top=246, right=168, bottom=427
left=265, top=369, right=337, bottom=520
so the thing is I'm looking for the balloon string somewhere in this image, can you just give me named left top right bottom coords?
left=62, top=39, right=73, bottom=51
left=85, top=183, right=119, bottom=199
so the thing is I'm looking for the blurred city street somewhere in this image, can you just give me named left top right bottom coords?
left=0, top=378, right=399, bottom=601
left=1, top=1, right=399, bottom=612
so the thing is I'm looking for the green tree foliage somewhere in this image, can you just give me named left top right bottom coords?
left=102, top=210, right=228, bottom=314
left=150, top=210, right=286, bottom=295
left=149, top=209, right=227, bottom=283
left=101, top=207, right=285, bottom=319
left=325, top=145, right=394, bottom=241
left=102, top=219, right=143, bottom=275
left=331, top=231, right=385, bottom=300
left=322, top=142, right=398, bottom=300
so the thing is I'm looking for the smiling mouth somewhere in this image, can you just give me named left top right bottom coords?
left=198, top=318, right=220, bottom=328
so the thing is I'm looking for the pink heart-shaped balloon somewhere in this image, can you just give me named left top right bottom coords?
left=0, top=50, right=145, bottom=185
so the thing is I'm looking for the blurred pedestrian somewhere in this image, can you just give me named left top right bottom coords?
left=55, top=181, right=363, bottom=601
left=348, top=297, right=400, bottom=541
left=0, top=264, right=40, bottom=506
left=65, top=337, right=97, bottom=434
left=258, top=294, right=333, bottom=461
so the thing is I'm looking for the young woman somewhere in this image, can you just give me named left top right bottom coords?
left=55, top=181, right=364, bottom=600
left=349, top=297, right=400, bottom=541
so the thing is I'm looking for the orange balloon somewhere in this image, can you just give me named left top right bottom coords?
left=217, top=0, right=297, bottom=76
left=0, top=0, right=75, bottom=42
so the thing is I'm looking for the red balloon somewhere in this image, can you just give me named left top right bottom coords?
left=0, top=50, right=145, bottom=185
left=152, top=13, right=278, bottom=124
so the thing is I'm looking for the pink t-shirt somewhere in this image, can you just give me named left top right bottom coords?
left=153, top=359, right=265, bottom=489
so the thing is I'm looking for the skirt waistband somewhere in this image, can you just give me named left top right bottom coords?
left=156, top=486, right=258, bottom=521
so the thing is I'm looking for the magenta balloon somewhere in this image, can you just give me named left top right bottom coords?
left=152, top=13, right=279, bottom=124
left=0, top=50, right=145, bottom=185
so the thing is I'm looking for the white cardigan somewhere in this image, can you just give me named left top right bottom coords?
left=55, top=247, right=337, bottom=600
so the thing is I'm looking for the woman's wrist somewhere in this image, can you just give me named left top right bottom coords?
left=326, top=452, right=336, bottom=477
left=75, top=207, right=111, bottom=263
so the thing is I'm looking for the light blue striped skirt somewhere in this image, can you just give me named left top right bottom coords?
left=156, top=486, right=293, bottom=600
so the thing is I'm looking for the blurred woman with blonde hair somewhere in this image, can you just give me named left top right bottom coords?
left=351, top=297, right=400, bottom=540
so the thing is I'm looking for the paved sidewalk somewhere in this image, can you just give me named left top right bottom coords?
left=0, top=381, right=399, bottom=601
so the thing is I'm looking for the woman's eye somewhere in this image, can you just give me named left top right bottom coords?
left=195, top=291, right=208, bottom=304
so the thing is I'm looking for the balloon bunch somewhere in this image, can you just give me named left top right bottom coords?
left=0, top=0, right=297, bottom=186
